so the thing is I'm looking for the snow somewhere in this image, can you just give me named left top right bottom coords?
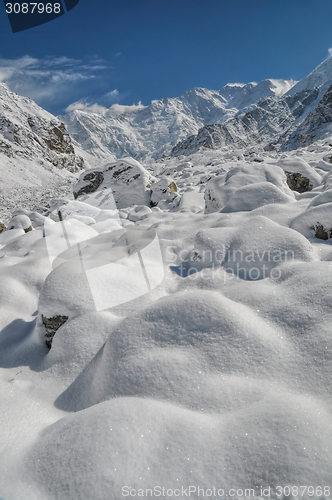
left=286, top=54, right=332, bottom=98
left=2, top=57, right=332, bottom=500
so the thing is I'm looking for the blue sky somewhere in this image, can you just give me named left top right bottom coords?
left=0, top=0, right=332, bottom=116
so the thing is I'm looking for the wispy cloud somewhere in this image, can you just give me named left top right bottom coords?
left=65, top=89, right=125, bottom=115
left=329, top=48, right=332, bottom=57
left=65, top=100, right=109, bottom=114
left=0, top=55, right=113, bottom=112
left=65, top=97, right=146, bottom=116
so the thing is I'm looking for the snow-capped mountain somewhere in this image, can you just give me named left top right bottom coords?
left=170, top=89, right=318, bottom=155
left=60, top=78, right=295, bottom=164
left=0, top=83, right=84, bottom=219
left=171, top=56, right=332, bottom=156
left=59, top=55, right=332, bottom=163
left=285, top=53, right=332, bottom=98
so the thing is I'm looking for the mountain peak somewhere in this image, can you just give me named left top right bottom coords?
left=286, top=54, right=332, bottom=98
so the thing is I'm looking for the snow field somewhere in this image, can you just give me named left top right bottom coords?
left=1, top=146, right=332, bottom=499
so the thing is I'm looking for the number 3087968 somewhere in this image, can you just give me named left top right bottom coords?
left=5, top=3, right=61, bottom=14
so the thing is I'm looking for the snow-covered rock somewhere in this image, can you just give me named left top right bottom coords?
left=6, top=214, right=32, bottom=232
left=73, top=158, right=156, bottom=209
left=220, top=182, right=295, bottom=213
left=150, top=177, right=178, bottom=207
left=204, top=162, right=292, bottom=213
left=290, top=202, right=332, bottom=240
left=187, top=215, right=314, bottom=279
left=127, top=205, right=152, bottom=222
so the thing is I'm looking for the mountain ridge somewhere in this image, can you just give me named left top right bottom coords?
left=59, top=78, right=296, bottom=165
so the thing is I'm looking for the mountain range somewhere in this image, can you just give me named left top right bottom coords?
left=60, top=54, right=332, bottom=164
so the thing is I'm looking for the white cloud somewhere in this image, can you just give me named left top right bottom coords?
left=107, top=102, right=146, bottom=117
left=65, top=89, right=125, bottom=115
left=104, top=89, right=119, bottom=100
left=329, top=48, right=332, bottom=57
left=65, top=101, right=108, bottom=115
left=0, top=55, right=109, bottom=108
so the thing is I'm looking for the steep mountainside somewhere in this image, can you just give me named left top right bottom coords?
left=283, top=83, right=332, bottom=149
left=0, top=83, right=84, bottom=219
left=171, top=56, right=332, bottom=156
left=285, top=54, right=332, bottom=99
left=171, top=88, right=319, bottom=156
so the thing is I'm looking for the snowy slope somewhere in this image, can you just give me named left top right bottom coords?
left=60, top=79, right=295, bottom=163
left=171, top=89, right=320, bottom=156
left=286, top=54, right=332, bottom=98
left=284, top=83, right=332, bottom=149
left=0, top=83, right=85, bottom=220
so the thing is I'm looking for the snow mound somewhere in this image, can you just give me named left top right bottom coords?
left=204, top=163, right=292, bottom=213
left=275, top=156, right=322, bottom=187
left=6, top=214, right=32, bottom=232
left=23, top=392, right=332, bottom=500
left=220, top=182, right=295, bottom=213
left=45, top=311, right=121, bottom=380
left=290, top=202, right=332, bottom=239
left=187, top=215, right=314, bottom=279
left=307, top=189, right=332, bottom=208
left=56, top=289, right=290, bottom=411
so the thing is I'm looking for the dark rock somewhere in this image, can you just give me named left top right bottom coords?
left=42, top=314, right=69, bottom=349
left=311, top=223, right=332, bottom=241
left=285, top=171, right=313, bottom=193
left=73, top=171, right=104, bottom=199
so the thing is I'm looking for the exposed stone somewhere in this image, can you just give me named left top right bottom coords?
left=285, top=171, right=313, bottom=193
left=311, top=223, right=332, bottom=241
left=0, top=222, right=6, bottom=232
left=73, top=171, right=104, bottom=199
left=42, top=314, right=69, bottom=349
left=150, top=177, right=178, bottom=207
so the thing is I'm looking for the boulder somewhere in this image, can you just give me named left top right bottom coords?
left=275, top=157, right=321, bottom=188
left=285, top=171, right=313, bottom=193
left=7, top=214, right=32, bottom=233
left=204, top=163, right=292, bottom=213
left=150, top=177, right=178, bottom=208
left=290, top=202, right=332, bottom=240
left=73, top=158, right=156, bottom=209
left=42, top=314, right=69, bottom=349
